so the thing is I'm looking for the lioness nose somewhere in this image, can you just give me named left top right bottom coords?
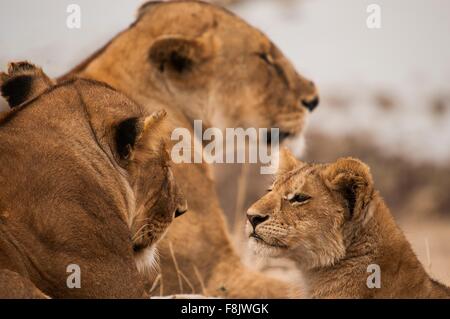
left=175, top=200, right=188, bottom=218
left=247, top=213, right=269, bottom=229
left=302, top=96, right=319, bottom=112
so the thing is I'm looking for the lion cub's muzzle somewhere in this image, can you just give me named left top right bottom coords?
left=247, top=212, right=269, bottom=231
left=246, top=210, right=270, bottom=240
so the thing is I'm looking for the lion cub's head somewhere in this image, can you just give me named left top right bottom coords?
left=246, top=148, right=375, bottom=270
left=0, top=62, right=187, bottom=271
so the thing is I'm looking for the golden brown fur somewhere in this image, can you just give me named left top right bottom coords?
left=247, top=148, right=450, bottom=298
left=0, top=62, right=186, bottom=298
left=0, top=269, right=49, bottom=298
left=62, top=1, right=319, bottom=297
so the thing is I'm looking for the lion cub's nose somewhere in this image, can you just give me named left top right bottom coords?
left=247, top=212, right=269, bottom=229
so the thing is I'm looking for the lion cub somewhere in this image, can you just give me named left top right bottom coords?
left=247, top=148, right=450, bottom=298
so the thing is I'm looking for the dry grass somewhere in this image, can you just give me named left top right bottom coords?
left=168, top=241, right=196, bottom=294
left=193, top=264, right=208, bottom=296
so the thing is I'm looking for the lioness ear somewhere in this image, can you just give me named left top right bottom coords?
left=277, top=147, right=304, bottom=176
left=0, top=61, right=54, bottom=108
left=148, top=36, right=210, bottom=74
left=323, top=158, right=374, bottom=220
left=115, top=110, right=168, bottom=163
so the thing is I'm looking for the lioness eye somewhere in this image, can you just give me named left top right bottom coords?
left=289, top=194, right=311, bottom=204
left=258, top=53, right=273, bottom=65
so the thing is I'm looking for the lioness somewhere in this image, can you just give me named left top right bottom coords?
left=0, top=62, right=186, bottom=298
left=247, top=148, right=450, bottom=298
left=61, top=0, right=319, bottom=297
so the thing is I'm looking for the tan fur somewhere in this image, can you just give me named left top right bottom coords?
left=0, top=63, right=186, bottom=298
left=247, top=149, right=450, bottom=298
left=0, top=269, right=49, bottom=299
left=61, top=1, right=319, bottom=298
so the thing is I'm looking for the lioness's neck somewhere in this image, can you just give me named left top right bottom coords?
left=303, top=195, right=435, bottom=298
left=77, top=56, right=216, bottom=131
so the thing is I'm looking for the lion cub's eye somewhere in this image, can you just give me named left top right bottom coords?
left=288, top=194, right=311, bottom=205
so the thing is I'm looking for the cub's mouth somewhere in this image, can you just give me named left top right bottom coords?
left=250, top=232, right=265, bottom=242
left=249, top=232, right=288, bottom=249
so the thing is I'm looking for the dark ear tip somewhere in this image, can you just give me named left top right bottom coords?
left=4, top=62, right=42, bottom=81
left=0, top=74, right=34, bottom=108
left=8, top=61, right=37, bottom=74
left=1, top=61, right=53, bottom=108
left=0, top=61, right=41, bottom=92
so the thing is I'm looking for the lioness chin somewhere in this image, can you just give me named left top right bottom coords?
left=246, top=148, right=450, bottom=299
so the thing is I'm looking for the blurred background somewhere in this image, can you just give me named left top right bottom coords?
left=1, top=0, right=449, bottom=286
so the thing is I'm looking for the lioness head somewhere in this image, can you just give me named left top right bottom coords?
left=120, top=111, right=188, bottom=257
left=246, top=148, right=375, bottom=270
left=69, top=1, right=319, bottom=141
left=0, top=62, right=187, bottom=273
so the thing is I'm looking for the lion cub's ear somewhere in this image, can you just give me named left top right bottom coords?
left=276, top=147, right=304, bottom=176
left=115, top=110, right=169, bottom=164
left=148, top=35, right=213, bottom=75
left=323, top=158, right=374, bottom=220
left=0, top=61, right=54, bottom=108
